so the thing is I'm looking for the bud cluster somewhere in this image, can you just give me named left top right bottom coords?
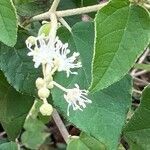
left=35, top=76, right=54, bottom=116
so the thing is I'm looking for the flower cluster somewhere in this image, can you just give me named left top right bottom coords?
left=26, top=34, right=92, bottom=116
left=26, top=35, right=81, bottom=77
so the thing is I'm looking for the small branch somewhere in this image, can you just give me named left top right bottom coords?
left=59, top=18, right=72, bottom=32
left=0, top=132, right=6, bottom=138
left=49, top=0, right=60, bottom=12
left=132, top=88, right=142, bottom=95
left=144, top=3, right=150, bottom=9
left=133, top=77, right=149, bottom=86
left=134, top=70, right=148, bottom=77
left=49, top=13, right=58, bottom=40
left=137, top=48, right=149, bottom=64
left=52, top=109, right=70, bottom=143
left=131, top=48, right=149, bottom=76
left=16, top=138, right=21, bottom=150
left=32, top=2, right=108, bottom=21
left=26, top=100, right=38, bottom=119
left=56, top=3, right=108, bottom=17
left=52, top=81, right=68, bottom=92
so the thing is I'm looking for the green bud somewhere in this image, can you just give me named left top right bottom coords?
left=38, top=87, right=50, bottom=99
left=38, top=23, right=51, bottom=36
left=36, top=78, right=45, bottom=89
left=26, top=36, right=36, bottom=45
left=47, top=82, right=54, bottom=89
left=45, top=74, right=53, bottom=83
left=40, top=103, right=53, bottom=116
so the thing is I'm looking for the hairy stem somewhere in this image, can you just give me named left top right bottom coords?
left=133, top=88, right=142, bottom=94
left=52, top=109, right=70, bottom=143
left=59, top=18, right=72, bottom=32
left=49, top=0, right=60, bottom=12
left=131, top=48, right=149, bottom=76
left=52, top=81, right=68, bottom=92
left=32, top=2, right=108, bottom=21
left=56, top=3, right=108, bottom=17
left=144, top=3, right=150, bottom=9
left=49, top=13, right=58, bottom=41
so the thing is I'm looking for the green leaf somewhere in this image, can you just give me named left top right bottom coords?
left=72, top=22, right=94, bottom=83
left=134, top=63, right=150, bottom=71
left=0, top=28, right=41, bottom=95
left=15, top=0, right=51, bottom=17
left=0, top=142, right=17, bottom=150
left=52, top=22, right=132, bottom=150
left=79, top=133, right=106, bottom=150
left=13, top=0, right=36, bottom=5
left=0, top=139, right=8, bottom=145
left=123, top=85, right=150, bottom=150
left=91, top=1, right=150, bottom=92
left=21, top=101, right=50, bottom=149
left=21, top=118, right=49, bottom=149
left=67, top=138, right=88, bottom=150
left=0, top=0, right=17, bottom=46
left=0, top=71, right=34, bottom=140
left=67, top=133, right=106, bottom=150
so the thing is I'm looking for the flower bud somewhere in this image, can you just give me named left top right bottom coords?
left=26, top=36, right=36, bottom=45
left=38, top=23, right=51, bottom=36
left=47, top=82, right=54, bottom=89
left=38, top=87, right=50, bottom=99
left=36, top=78, right=45, bottom=89
left=40, top=103, right=53, bottom=116
left=45, top=75, right=53, bottom=83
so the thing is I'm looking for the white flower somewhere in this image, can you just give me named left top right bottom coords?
left=64, top=84, right=92, bottom=116
left=26, top=35, right=82, bottom=77
left=26, top=35, right=55, bottom=68
left=54, top=41, right=82, bottom=77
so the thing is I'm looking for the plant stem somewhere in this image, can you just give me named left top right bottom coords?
left=26, top=100, right=38, bottom=119
left=52, top=81, right=68, bottom=92
left=131, top=48, right=149, bottom=76
left=144, top=3, right=150, bottom=9
left=59, top=18, right=72, bottom=32
left=49, top=13, right=58, bottom=40
left=49, top=0, right=60, bottom=12
left=52, top=109, right=70, bottom=143
left=134, top=70, right=148, bottom=77
left=56, top=3, right=108, bottom=17
left=132, top=88, right=142, bottom=95
left=133, top=77, right=149, bottom=85
left=32, top=2, right=108, bottom=21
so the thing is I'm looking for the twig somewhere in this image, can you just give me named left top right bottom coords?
left=56, top=3, right=108, bottom=17
left=133, top=77, right=149, bottom=85
left=15, top=138, right=21, bottom=150
left=26, top=100, right=38, bottom=119
left=49, top=0, right=60, bottom=12
left=144, top=3, right=150, bottom=9
left=49, top=13, right=58, bottom=40
left=0, top=132, right=6, bottom=138
left=32, top=2, right=108, bottom=21
left=137, top=48, right=149, bottom=64
left=52, top=109, right=70, bottom=143
left=131, top=48, right=149, bottom=76
left=134, top=70, right=148, bottom=77
left=59, top=18, right=72, bottom=32
left=132, top=88, right=142, bottom=95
